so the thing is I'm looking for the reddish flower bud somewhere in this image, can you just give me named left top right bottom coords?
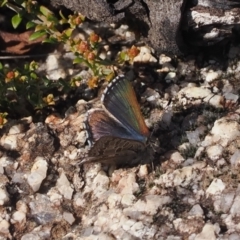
left=78, top=41, right=89, bottom=53
left=89, top=33, right=100, bottom=43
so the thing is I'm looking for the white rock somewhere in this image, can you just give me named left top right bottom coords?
left=0, top=188, right=9, bottom=205
left=213, top=191, right=235, bottom=213
left=21, top=233, right=41, bottom=240
left=121, top=217, right=135, bottom=231
left=130, top=221, right=145, bottom=238
left=27, top=158, right=48, bottom=192
left=210, top=117, right=240, bottom=147
left=124, top=195, right=171, bottom=218
left=159, top=54, right=172, bottom=64
left=206, top=145, right=223, bottom=161
left=195, top=223, right=216, bottom=240
left=27, top=173, right=45, bottom=192
left=188, top=204, right=204, bottom=217
left=48, top=191, right=62, bottom=205
left=178, top=87, right=224, bottom=108
left=74, top=194, right=86, bottom=208
left=165, top=151, right=185, bottom=165
left=155, top=163, right=206, bottom=188
left=11, top=211, right=26, bottom=224
left=92, top=171, right=109, bottom=197
left=117, top=172, right=139, bottom=194
left=165, top=72, right=176, bottom=81
left=0, top=219, right=10, bottom=235
left=179, top=87, right=211, bottom=99
left=107, top=193, right=121, bottom=209
left=138, top=165, right=148, bottom=177
left=121, top=194, right=136, bottom=207
left=16, top=201, right=28, bottom=213
left=8, top=124, right=23, bottom=134
left=224, top=92, right=239, bottom=103
left=230, top=195, right=240, bottom=216
left=230, top=149, right=240, bottom=166
left=63, top=212, right=75, bottom=225
left=56, top=171, right=73, bottom=200
left=133, top=46, right=157, bottom=63
left=46, top=54, right=66, bottom=80
left=205, top=71, right=220, bottom=83
left=206, top=178, right=225, bottom=196
left=158, top=62, right=175, bottom=72
left=206, top=95, right=224, bottom=108
left=1, top=134, right=18, bottom=150
left=125, top=31, right=135, bottom=40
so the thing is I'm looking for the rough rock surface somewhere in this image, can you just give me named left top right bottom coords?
left=51, top=0, right=240, bottom=54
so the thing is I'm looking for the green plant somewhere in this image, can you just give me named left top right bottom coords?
left=0, top=61, right=69, bottom=114
left=0, top=112, right=8, bottom=128
left=0, top=0, right=140, bottom=125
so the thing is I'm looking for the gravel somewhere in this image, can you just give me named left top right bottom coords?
left=1, top=21, right=240, bottom=239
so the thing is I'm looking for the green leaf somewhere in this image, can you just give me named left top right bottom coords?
left=73, top=57, right=84, bottom=64
left=120, top=51, right=129, bottom=61
left=47, top=15, right=58, bottom=24
left=64, top=28, right=73, bottom=37
left=11, top=14, right=22, bottom=29
left=29, top=31, right=46, bottom=41
left=40, top=5, right=53, bottom=17
left=42, top=37, right=58, bottom=44
left=30, top=72, right=37, bottom=79
left=0, top=0, right=8, bottom=7
left=59, top=10, right=67, bottom=21
left=0, top=62, right=3, bottom=70
left=26, top=21, right=36, bottom=29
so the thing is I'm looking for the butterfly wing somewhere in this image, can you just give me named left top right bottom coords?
left=85, top=109, right=141, bottom=145
left=101, top=75, right=149, bottom=143
left=81, top=136, right=151, bottom=165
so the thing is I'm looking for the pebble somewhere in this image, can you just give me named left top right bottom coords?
left=0, top=134, right=18, bottom=150
left=0, top=188, right=9, bottom=205
left=188, top=204, right=204, bottom=217
left=165, top=72, right=177, bottom=82
left=56, top=171, right=74, bottom=200
left=205, top=70, right=221, bottom=83
left=27, top=158, right=48, bottom=192
left=46, top=54, right=66, bottom=80
left=63, top=212, right=75, bottom=225
left=230, top=150, right=240, bottom=166
left=206, top=178, right=225, bottom=196
left=133, top=46, right=157, bottom=63
left=194, top=223, right=216, bottom=240
left=116, top=172, right=139, bottom=195
left=11, top=211, right=26, bottom=225
left=206, top=145, right=224, bottom=161
left=0, top=219, right=10, bottom=237
left=159, top=54, right=172, bottom=64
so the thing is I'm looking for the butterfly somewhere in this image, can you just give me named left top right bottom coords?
left=81, top=75, right=154, bottom=166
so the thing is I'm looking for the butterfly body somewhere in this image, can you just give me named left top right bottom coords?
left=82, top=75, right=153, bottom=166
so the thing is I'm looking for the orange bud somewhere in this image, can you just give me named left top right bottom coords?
left=6, top=71, right=15, bottom=79
left=87, top=52, right=95, bottom=61
left=88, top=76, right=99, bottom=88
left=83, top=51, right=90, bottom=59
left=74, top=16, right=83, bottom=25
left=78, top=41, right=89, bottom=53
left=128, top=45, right=140, bottom=59
left=89, top=33, right=100, bottom=43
